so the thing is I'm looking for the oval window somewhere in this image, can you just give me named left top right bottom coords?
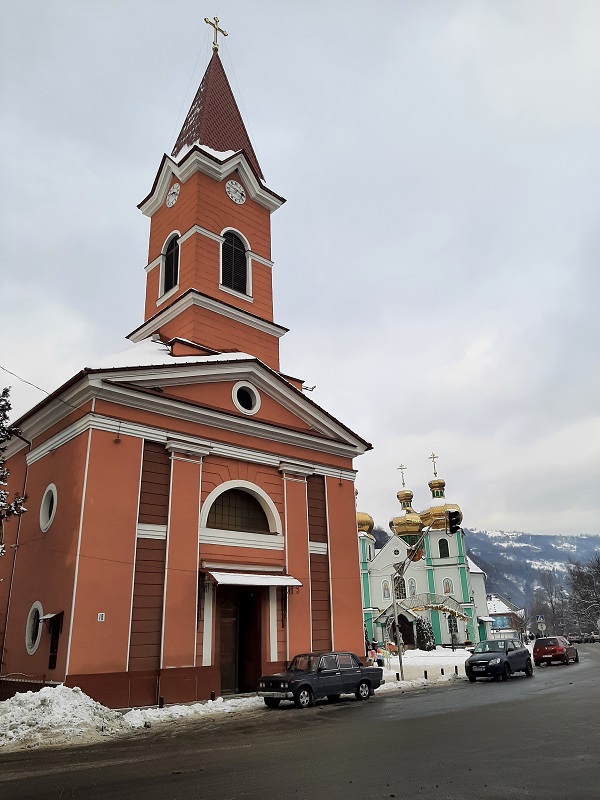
left=40, top=484, right=57, bottom=531
left=232, top=382, right=261, bottom=415
left=26, top=601, right=43, bottom=655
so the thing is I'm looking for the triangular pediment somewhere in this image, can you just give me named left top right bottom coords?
left=88, top=354, right=370, bottom=456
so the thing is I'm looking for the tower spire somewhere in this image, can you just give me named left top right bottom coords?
left=171, top=49, right=264, bottom=180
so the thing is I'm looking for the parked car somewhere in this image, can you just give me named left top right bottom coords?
left=465, top=639, right=533, bottom=682
left=258, top=651, right=385, bottom=709
left=567, top=632, right=582, bottom=644
left=590, top=632, right=600, bottom=643
left=533, top=636, right=579, bottom=666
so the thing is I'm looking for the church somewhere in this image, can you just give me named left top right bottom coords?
left=0, top=25, right=370, bottom=708
left=357, top=462, right=491, bottom=649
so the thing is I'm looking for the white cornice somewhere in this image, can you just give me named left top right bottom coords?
left=139, top=150, right=284, bottom=217
left=92, top=381, right=361, bottom=457
left=308, top=542, right=328, bottom=555
left=24, top=411, right=359, bottom=479
left=127, top=290, right=287, bottom=343
left=101, top=360, right=360, bottom=446
left=198, top=528, right=285, bottom=550
left=137, top=524, right=167, bottom=539
left=178, top=224, right=224, bottom=247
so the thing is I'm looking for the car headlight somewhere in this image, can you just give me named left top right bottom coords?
left=259, top=682, right=264, bottom=688
left=282, top=682, right=288, bottom=689
left=489, top=658, right=501, bottom=665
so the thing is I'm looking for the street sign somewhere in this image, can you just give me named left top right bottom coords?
left=538, top=623, right=546, bottom=632
left=536, top=615, right=545, bottom=623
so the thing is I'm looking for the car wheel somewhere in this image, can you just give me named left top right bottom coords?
left=468, top=675, right=476, bottom=683
left=264, top=697, right=281, bottom=709
left=563, top=654, right=570, bottom=665
left=525, top=659, right=534, bottom=677
left=294, top=687, right=313, bottom=709
left=327, top=694, right=341, bottom=702
left=574, top=650, right=580, bottom=663
left=501, top=663, right=511, bottom=681
left=355, top=680, right=371, bottom=701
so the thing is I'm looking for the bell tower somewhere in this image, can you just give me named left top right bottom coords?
left=128, top=34, right=287, bottom=371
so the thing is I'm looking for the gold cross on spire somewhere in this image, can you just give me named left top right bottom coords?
left=397, top=464, right=407, bottom=488
left=204, top=16, right=228, bottom=52
left=429, top=452, right=439, bottom=477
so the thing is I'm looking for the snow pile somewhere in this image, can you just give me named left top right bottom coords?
left=124, top=694, right=262, bottom=728
left=0, top=651, right=474, bottom=751
left=0, top=685, right=128, bottom=749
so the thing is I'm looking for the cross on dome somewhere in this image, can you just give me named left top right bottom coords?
left=204, top=16, right=228, bottom=52
left=397, top=464, right=407, bottom=488
left=429, top=452, right=439, bottom=477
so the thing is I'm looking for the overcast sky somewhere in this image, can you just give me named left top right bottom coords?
left=1, top=1, right=599, bottom=536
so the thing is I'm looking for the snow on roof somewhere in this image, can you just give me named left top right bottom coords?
left=487, top=596, right=514, bottom=615
left=467, top=556, right=485, bottom=575
left=92, top=338, right=255, bottom=370
left=174, top=141, right=239, bottom=165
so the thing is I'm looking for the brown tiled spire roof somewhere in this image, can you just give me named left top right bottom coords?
left=171, top=51, right=264, bottom=180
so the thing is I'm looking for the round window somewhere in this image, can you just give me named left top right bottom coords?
left=394, top=549, right=400, bottom=556
left=25, top=601, right=43, bottom=655
left=232, top=382, right=261, bottom=415
left=40, top=484, right=57, bottom=531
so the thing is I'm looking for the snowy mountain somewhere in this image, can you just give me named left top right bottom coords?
left=464, top=529, right=600, bottom=607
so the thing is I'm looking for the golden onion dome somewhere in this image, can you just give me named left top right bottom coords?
left=356, top=511, right=374, bottom=535
left=389, top=487, right=424, bottom=538
left=419, top=477, right=462, bottom=530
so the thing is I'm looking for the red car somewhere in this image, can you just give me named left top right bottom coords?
left=533, top=636, right=579, bottom=666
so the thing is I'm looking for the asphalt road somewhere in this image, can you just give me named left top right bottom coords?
left=1, top=645, right=599, bottom=800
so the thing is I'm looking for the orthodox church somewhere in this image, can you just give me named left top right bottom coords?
left=0, top=27, right=370, bottom=708
left=358, top=463, right=491, bottom=649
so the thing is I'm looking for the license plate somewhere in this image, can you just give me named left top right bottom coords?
left=473, top=666, right=486, bottom=672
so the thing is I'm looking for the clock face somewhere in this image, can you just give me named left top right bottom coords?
left=225, top=180, right=246, bottom=205
left=166, top=183, right=180, bottom=208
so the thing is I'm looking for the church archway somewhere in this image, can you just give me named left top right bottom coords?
left=397, top=614, right=415, bottom=648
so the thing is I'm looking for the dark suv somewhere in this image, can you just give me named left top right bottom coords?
left=465, top=639, right=533, bottom=681
left=533, top=636, right=579, bottom=666
left=258, top=651, right=384, bottom=708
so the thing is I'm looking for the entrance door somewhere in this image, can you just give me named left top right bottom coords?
left=397, top=614, right=415, bottom=648
left=218, top=586, right=263, bottom=694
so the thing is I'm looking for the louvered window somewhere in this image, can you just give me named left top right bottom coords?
left=164, top=236, right=179, bottom=293
left=221, top=232, right=248, bottom=294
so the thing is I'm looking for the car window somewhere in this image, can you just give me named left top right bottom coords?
left=320, top=654, right=339, bottom=670
left=289, top=654, right=319, bottom=672
left=506, top=642, right=515, bottom=651
left=535, top=638, right=558, bottom=647
left=338, top=654, right=354, bottom=669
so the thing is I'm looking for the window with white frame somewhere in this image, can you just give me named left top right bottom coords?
left=439, top=538, right=450, bottom=558
left=163, top=235, right=179, bottom=294
left=221, top=231, right=248, bottom=294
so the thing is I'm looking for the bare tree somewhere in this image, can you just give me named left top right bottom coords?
left=0, top=387, right=27, bottom=558
left=538, top=570, right=563, bottom=634
left=568, top=555, right=600, bottom=632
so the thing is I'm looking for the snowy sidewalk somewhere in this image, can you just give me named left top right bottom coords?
left=0, top=647, right=469, bottom=752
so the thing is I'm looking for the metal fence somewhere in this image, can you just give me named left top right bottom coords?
left=0, top=673, right=48, bottom=702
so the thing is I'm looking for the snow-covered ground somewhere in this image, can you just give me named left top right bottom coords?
left=0, top=648, right=470, bottom=752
